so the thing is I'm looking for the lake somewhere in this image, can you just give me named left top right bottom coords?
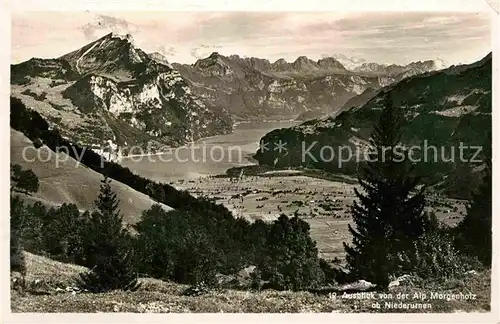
left=119, top=120, right=301, bottom=182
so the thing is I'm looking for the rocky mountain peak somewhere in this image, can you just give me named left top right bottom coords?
left=271, top=56, right=348, bottom=74
left=108, top=32, right=135, bottom=44
left=353, top=62, right=389, bottom=74
left=229, top=54, right=242, bottom=60
left=209, top=51, right=221, bottom=59
left=407, top=60, right=435, bottom=68
left=58, top=32, right=150, bottom=79
left=242, top=56, right=272, bottom=72
left=273, top=58, right=288, bottom=66
left=148, top=52, right=171, bottom=67
left=294, top=56, right=313, bottom=63
left=193, top=52, right=229, bottom=69
left=11, top=32, right=233, bottom=152
left=290, top=56, right=317, bottom=70
left=317, top=57, right=347, bottom=71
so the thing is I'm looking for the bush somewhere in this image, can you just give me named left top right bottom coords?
left=11, top=197, right=89, bottom=265
left=11, top=164, right=39, bottom=194
left=172, top=225, right=219, bottom=285
left=391, top=231, right=483, bottom=281
left=135, top=206, right=238, bottom=286
left=136, top=206, right=326, bottom=291
left=41, top=203, right=88, bottom=263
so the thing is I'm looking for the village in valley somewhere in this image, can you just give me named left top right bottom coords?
left=173, top=168, right=468, bottom=261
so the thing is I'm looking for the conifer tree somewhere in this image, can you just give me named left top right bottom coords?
left=9, top=166, right=38, bottom=285
left=343, top=95, right=430, bottom=287
left=10, top=196, right=26, bottom=276
left=457, top=157, right=492, bottom=266
left=78, top=176, right=140, bottom=293
left=10, top=165, right=39, bottom=290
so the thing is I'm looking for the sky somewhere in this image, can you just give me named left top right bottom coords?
left=11, top=11, right=491, bottom=66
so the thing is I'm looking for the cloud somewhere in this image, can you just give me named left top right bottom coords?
left=157, top=45, right=177, bottom=56
left=11, top=12, right=490, bottom=66
left=190, top=44, right=223, bottom=60
left=79, top=14, right=139, bottom=40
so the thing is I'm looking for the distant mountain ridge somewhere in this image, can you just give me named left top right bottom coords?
left=173, top=51, right=443, bottom=121
left=326, top=53, right=447, bottom=74
left=254, top=53, right=492, bottom=199
left=353, top=59, right=446, bottom=77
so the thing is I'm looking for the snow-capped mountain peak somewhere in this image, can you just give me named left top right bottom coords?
left=109, top=32, right=135, bottom=43
left=433, top=58, right=447, bottom=70
left=12, top=32, right=233, bottom=152
left=58, top=32, right=150, bottom=79
left=331, top=53, right=367, bottom=71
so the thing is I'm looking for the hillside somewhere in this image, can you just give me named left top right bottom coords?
left=11, top=32, right=233, bottom=155
left=11, top=252, right=491, bottom=313
left=11, top=128, right=173, bottom=224
left=254, top=53, right=492, bottom=199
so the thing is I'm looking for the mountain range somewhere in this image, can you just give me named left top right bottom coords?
left=254, top=53, right=492, bottom=199
left=11, top=32, right=448, bottom=155
left=11, top=33, right=232, bottom=155
left=173, top=52, right=445, bottom=121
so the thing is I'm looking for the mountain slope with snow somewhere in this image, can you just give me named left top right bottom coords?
left=11, top=33, right=233, bottom=154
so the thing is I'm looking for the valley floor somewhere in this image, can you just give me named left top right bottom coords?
left=172, top=173, right=467, bottom=261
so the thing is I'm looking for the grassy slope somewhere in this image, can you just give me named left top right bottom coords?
left=10, top=129, right=173, bottom=224
left=22, top=252, right=88, bottom=287
left=11, top=253, right=491, bottom=313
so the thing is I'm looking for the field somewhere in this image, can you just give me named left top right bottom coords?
left=172, top=172, right=467, bottom=261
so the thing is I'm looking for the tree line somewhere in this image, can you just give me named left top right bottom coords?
left=10, top=164, right=329, bottom=291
